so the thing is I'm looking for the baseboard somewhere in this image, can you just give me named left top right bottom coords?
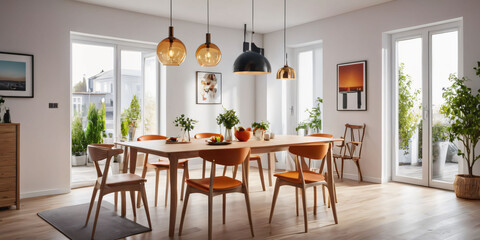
left=21, top=188, right=70, bottom=199
left=341, top=173, right=382, bottom=184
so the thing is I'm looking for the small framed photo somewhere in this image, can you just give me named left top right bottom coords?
left=337, top=60, right=367, bottom=111
left=0, top=52, right=34, bottom=98
left=196, top=71, right=222, bottom=104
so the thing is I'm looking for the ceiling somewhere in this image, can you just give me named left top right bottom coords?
left=74, top=0, right=393, bottom=33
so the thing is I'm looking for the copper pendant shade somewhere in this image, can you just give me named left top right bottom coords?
left=196, top=0, right=221, bottom=67
left=157, top=0, right=187, bottom=66
left=276, top=0, right=296, bottom=80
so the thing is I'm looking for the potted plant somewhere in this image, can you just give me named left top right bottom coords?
left=252, top=121, right=270, bottom=140
left=398, top=63, right=421, bottom=164
left=85, top=103, right=106, bottom=163
left=295, top=97, right=324, bottom=135
left=71, top=112, right=87, bottom=166
left=431, top=122, right=449, bottom=178
left=440, top=65, right=480, bottom=199
left=295, top=121, right=308, bottom=136
left=123, top=95, right=141, bottom=141
left=216, top=108, right=240, bottom=141
left=120, top=118, right=129, bottom=141
left=173, top=114, right=198, bottom=142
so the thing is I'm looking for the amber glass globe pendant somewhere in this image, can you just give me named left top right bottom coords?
left=157, top=0, right=187, bottom=66
left=196, top=0, right=221, bottom=67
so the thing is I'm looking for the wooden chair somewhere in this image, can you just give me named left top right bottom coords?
left=136, top=135, right=189, bottom=208
left=86, top=144, right=152, bottom=239
left=194, top=133, right=223, bottom=178
left=334, top=124, right=366, bottom=181
left=179, top=148, right=254, bottom=240
left=269, top=143, right=336, bottom=233
left=306, top=133, right=338, bottom=207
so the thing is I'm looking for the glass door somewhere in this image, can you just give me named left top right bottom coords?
left=392, top=21, right=461, bottom=190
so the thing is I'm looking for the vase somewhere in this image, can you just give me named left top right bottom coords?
left=254, top=129, right=265, bottom=141
left=224, top=128, right=233, bottom=142
left=128, top=126, right=136, bottom=141
left=182, top=130, right=191, bottom=142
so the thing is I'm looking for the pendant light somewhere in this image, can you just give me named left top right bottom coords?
left=157, top=0, right=187, bottom=66
left=233, top=0, right=271, bottom=75
left=196, top=0, right=221, bottom=67
left=276, top=0, right=296, bottom=80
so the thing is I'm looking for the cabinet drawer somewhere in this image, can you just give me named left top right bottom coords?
left=0, top=166, right=16, bottom=178
left=0, top=132, right=16, bottom=152
left=0, top=178, right=16, bottom=192
left=0, top=125, right=15, bottom=134
left=0, top=198, right=16, bottom=208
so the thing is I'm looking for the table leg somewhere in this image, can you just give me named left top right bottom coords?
left=121, top=147, right=130, bottom=217
left=122, top=148, right=138, bottom=217
left=267, top=152, right=276, bottom=187
left=326, top=142, right=338, bottom=224
left=168, top=155, right=179, bottom=237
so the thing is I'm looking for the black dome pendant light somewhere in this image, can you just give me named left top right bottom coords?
left=276, top=0, right=296, bottom=80
left=233, top=0, right=271, bottom=75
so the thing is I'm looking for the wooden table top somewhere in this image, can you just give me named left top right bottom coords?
left=116, top=135, right=342, bottom=158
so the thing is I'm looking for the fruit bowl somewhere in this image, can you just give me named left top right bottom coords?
left=235, top=127, right=251, bottom=141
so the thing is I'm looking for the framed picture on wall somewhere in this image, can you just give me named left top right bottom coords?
left=337, top=60, right=367, bottom=111
left=0, top=52, right=34, bottom=98
left=196, top=71, right=222, bottom=104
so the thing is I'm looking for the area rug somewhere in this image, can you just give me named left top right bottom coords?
left=37, top=202, right=150, bottom=240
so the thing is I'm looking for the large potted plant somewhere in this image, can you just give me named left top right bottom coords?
left=216, top=108, right=240, bottom=141
left=398, top=63, right=421, bottom=164
left=173, top=114, right=198, bottom=142
left=71, top=112, right=87, bottom=166
left=123, top=95, right=141, bottom=141
left=85, top=103, right=106, bottom=163
left=295, top=97, right=324, bottom=135
left=440, top=64, right=480, bottom=199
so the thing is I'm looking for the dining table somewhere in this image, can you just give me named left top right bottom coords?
left=116, top=134, right=341, bottom=237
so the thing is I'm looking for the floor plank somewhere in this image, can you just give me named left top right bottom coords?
left=0, top=167, right=478, bottom=240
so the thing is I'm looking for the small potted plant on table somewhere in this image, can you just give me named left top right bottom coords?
left=252, top=121, right=270, bottom=140
left=216, top=108, right=240, bottom=141
left=174, top=114, right=198, bottom=142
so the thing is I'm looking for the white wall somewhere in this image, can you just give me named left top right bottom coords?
left=0, top=0, right=259, bottom=197
left=263, top=0, right=480, bottom=182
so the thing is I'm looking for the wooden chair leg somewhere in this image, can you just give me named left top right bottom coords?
left=222, top=165, right=228, bottom=176
left=355, top=160, right=363, bottom=182
left=295, top=188, right=299, bottom=216
left=319, top=159, right=326, bottom=174
left=222, top=194, right=226, bottom=224
left=140, top=185, right=152, bottom=229
left=180, top=166, right=187, bottom=201
left=179, top=187, right=191, bottom=236
left=232, top=165, right=238, bottom=179
left=313, top=186, right=317, bottom=215
left=341, top=158, right=344, bottom=179
left=85, top=186, right=98, bottom=225
left=256, top=159, right=266, bottom=191
left=301, top=187, right=308, bottom=233
left=333, top=159, right=340, bottom=179
left=155, top=168, right=160, bottom=207
left=208, top=194, right=213, bottom=240
left=269, top=179, right=280, bottom=223
left=202, top=159, right=207, bottom=178
left=130, top=190, right=136, bottom=218
left=322, top=185, right=326, bottom=205
left=91, top=192, right=104, bottom=240
left=165, top=168, right=170, bottom=207
left=244, top=187, right=255, bottom=237
left=137, top=164, right=149, bottom=208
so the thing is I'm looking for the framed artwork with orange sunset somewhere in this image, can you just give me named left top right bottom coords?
left=337, top=60, right=367, bottom=111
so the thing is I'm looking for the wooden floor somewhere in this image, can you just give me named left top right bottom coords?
left=1, top=167, right=479, bottom=240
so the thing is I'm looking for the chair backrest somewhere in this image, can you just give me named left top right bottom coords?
left=289, top=143, right=329, bottom=161
left=137, top=134, right=168, bottom=141
left=342, top=123, right=366, bottom=158
left=194, top=132, right=222, bottom=139
left=199, top=148, right=250, bottom=166
left=307, top=133, right=334, bottom=138
left=87, top=144, right=123, bottom=180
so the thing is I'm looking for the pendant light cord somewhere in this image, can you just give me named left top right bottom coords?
left=251, top=0, right=255, bottom=43
left=284, top=0, right=287, bottom=65
left=170, top=0, right=173, bottom=26
left=207, top=0, right=210, bottom=33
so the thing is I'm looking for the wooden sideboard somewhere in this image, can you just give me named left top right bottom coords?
left=0, top=123, right=20, bottom=209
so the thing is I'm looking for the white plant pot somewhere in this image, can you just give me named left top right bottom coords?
left=432, top=141, right=449, bottom=178
left=254, top=129, right=265, bottom=141
left=110, top=162, right=120, bottom=175
left=71, top=154, right=87, bottom=166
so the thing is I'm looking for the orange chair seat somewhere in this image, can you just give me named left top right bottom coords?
left=148, top=159, right=188, bottom=167
left=102, top=173, right=146, bottom=186
left=250, top=155, right=261, bottom=161
left=274, top=171, right=325, bottom=184
left=186, top=176, right=242, bottom=192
